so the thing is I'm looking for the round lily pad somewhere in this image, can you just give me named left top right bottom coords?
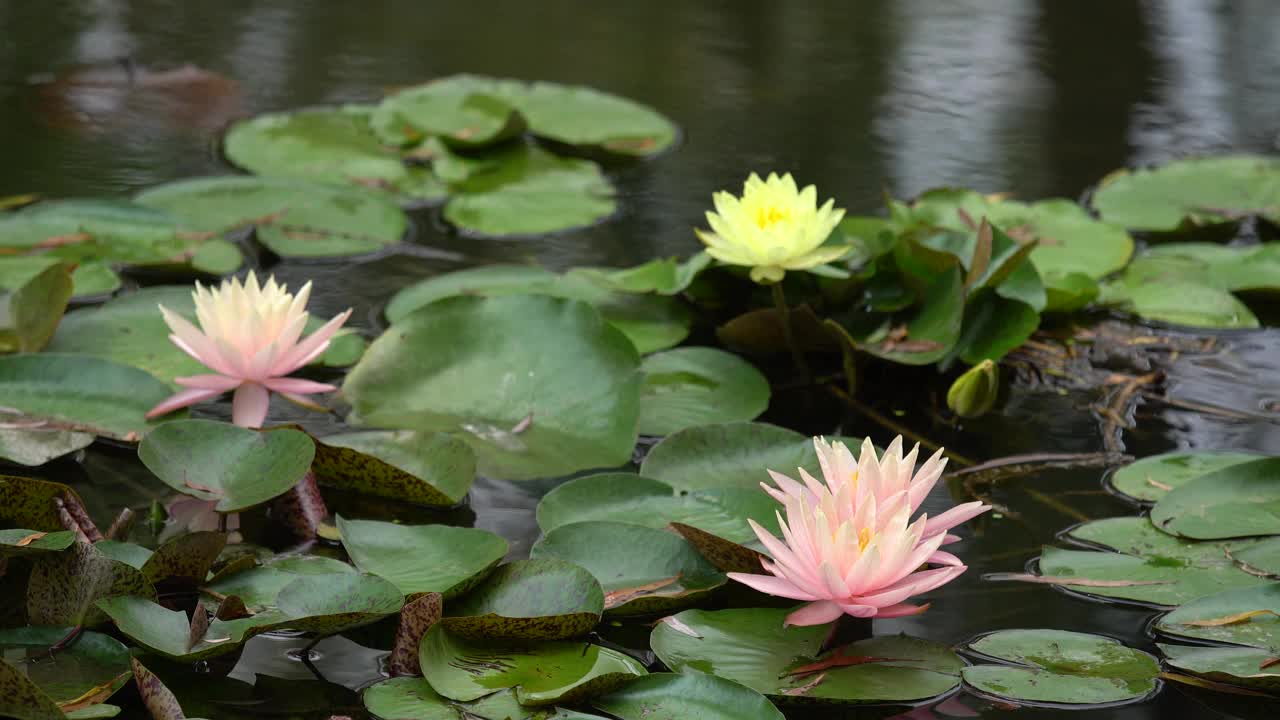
left=1092, top=155, right=1280, bottom=231
left=535, top=473, right=779, bottom=546
left=505, top=80, right=677, bottom=156
left=273, top=572, right=405, bottom=634
left=312, top=431, right=475, bottom=507
left=442, top=558, right=603, bottom=640
left=0, top=626, right=130, bottom=707
left=0, top=655, right=68, bottom=720
left=593, top=672, right=785, bottom=720
left=0, top=475, right=93, bottom=532
left=650, top=607, right=963, bottom=704
left=344, top=295, right=642, bottom=481
left=136, top=175, right=408, bottom=258
left=1155, top=583, right=1280, bottom=653
left=961, top=629, right=1160, bottom=706
left=637, top=348, right=769, bottom=436
left=0, top=354, right=173, bottom=442
left=639, top=422, right=818, bottom=492
left=1101, top=280, right=1259, bottom=329
left=0, top=529, right=75, bottom=559
left=138, top=420, right=315, bottom=512
left=0, top=426, right=94, bottom=467
left=1151, top=457, right=1280, bottom=539
left=1120, top=243, right=1280, bottom=295
left=202, top=554, right=355, bottom=611
left=0, top=261, right=72, bottom=354
left=1107, top=450, right=1262, bottom=504
left=95, top=595, right=286, bottom=662
left=336, top=516, right=507, bottom=598
left=371, top=75, right=524, bottom=148
left=1158, top=643, right=1280, bottom=692
left=26, top=541, right=157, bottom=627
left=362, top=676, right=460, bottom=720
left=530, top=521, right=725, bottom=615
left=420, top=624, right=645, bottom=705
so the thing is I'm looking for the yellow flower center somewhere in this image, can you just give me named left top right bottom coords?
left=858, top=527, right=874, bottom=551
left=755, top=205, right=790, bottom=229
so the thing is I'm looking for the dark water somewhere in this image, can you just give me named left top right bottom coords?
left=4, top=1, right=1280, bottom=718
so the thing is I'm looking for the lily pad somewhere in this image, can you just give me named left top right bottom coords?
left=0, top=627, right=130, bottom=708
left=1155, top=584, right=1280, bottom=652
left=637, top=348, right=769, bottom=436
left=442, top=143, right=616, bottom=237
left=442, top=559, right=603, bottom=640
left=420, top=624, right=645, bottom=704
left=1101, top=280, right=1259, bottom=329
left=0, top=427, right=94, bottom=467
left=1158, top=643, right=1280, bottom=692
left=312, top=431, right=475, bottom=507
left=26, top=541, right=156, bottom=626
left=535, top=473, right=779, bottom=545
left=650, top=607, right=963, bottom=704
left=136, top=175, right=408, bottom=258
left=507, top=81, right=676, bottom=156
left=1092, top=155, right=1280, bottom=231
left=137, top=420, right=316, bottom=512
left=94, top=595, right=284, bottom=662
left=344, top=295, right=641, bottom=481
left=0, top=261, right=72, bottom=353
left=0, top=257, right=118, bottom=301
left=336, top=516, right=507, bottom=599
left=530, top=521, right=726, bottom=615
left=961, top=629, right=1160, bottom=706
left=0, top=530, right=76, bottom=559
left=202, top=554, right=355, bottom=611
left=639, top=422, right=820, bottom=493
left=0, top=475, right=92, bottom=532
left=91, top=541, right=153, bottom=570
left=593, top=673, right=784, bottom=720
left=835, top=265, right=966, bottom=366
left=372, top=75, right=524, bottom=148
left=272, top=571, right=405, bottom=634
left=139, top=531, right=225, bottom=586
left=1151, top=457, right=1280, bottom=539
left=1107, top=450, right=1263, bottom=504
left=0, top=657, right=64, bottom=720
left=0, top=354, right=173, bottom=442
left=384, top=265, right=691, bottom=355
left=362, top=676, right=462, bottom=720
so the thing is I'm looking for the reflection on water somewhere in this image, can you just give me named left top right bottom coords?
left=4, top=1, right=1280, bottom=718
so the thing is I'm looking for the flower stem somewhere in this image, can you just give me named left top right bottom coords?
left=771, top=281, right=811, bottom=385
left=825, top=384, right=976, bottom=467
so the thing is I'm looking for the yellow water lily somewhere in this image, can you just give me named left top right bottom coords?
left=695, top=172, right=849, bottom=283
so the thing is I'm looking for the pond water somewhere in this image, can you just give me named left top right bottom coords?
left=3, top=1, right=1280, bottom=718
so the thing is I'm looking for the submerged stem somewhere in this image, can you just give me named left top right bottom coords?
left=771, top=281, right=811, bottom=385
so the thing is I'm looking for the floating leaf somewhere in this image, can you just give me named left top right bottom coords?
left=1158, top=643, right=1280, bottom=692
left=1101, top=280, right=1259, bottom=329
left=1156, top=584, right=1280, bottom=653
left=336, top=516, right=507, bottom=599
left=593, top=672, right=784, bottom=719
left=372, top=75, right=523, bottom=148
left=362, top=676, right=460, bottom=720
left=0, top=530, right=75, bottom=559
left=507, top=80, right=676, bottom=156
left=0, top=475, right=92, bottom=532
left=138, top=420, right=315, bottom=512
left=442, top=559, right=603, bottom=640
left=536, top=473, right=778, bottom=545
left=95, top=595, right=284, bottom=661
left=1151, top=457, right=1280, bottom=539
left=26, top=542, right=156, bottom=626
left=139, top=531, right=225, bottom=586
left=650, top=607, right=963, bottom=703
left=1107, top=450, right=1262, bottom=504
left=312, top=431, right=475, bottom=507
left=136, top=175, right=408, bottom=258
left=636, top=348, right=769, bottom=436
left=1092, top=155, right=1280, bottom=231
left=92, top=541, right=153, bottom=570
left=419, top=624, right=645, bottom=705
left=0, top=262, right=72, bottom=354
left=202, top=554, right=355, bottom=611
left=0, top=354, right=172, bottom=442
left=0, top=657, right=64, bottom=720
left=961, top=629, right=1159, bottom=706
left=530, top=521, right=725, bottom=615
left=0, top=627, right=130, bottom=707
left=639, top=422, right=822, bottom=493
left=272, top=571, right=404, bottom=634
left=345, top=295, right=641, bottom=480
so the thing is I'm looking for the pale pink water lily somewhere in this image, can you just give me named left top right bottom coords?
left=145, top=271, right=352, bottom=428
left=727, top=436, right=990, bottom=626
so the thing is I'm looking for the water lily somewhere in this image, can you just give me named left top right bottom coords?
left=695, top=172, right=849, bottom=284
left=146, top=271, right=352, bottom=428
left=728, top=436, right=990, bottom=626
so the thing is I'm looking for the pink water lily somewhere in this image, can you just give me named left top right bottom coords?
left=728, top=436, right=990, bottom=626
left=145, top=271, right=352, bottom=428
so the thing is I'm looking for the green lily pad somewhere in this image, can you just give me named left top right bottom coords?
left=593, top=672, right=784, bottom=719
left=1101, top=280, right=1259, bottom=329
left=362, top=676, right=462, bottom=720
left=1155, top=584, right=1280, bottom=652
left=202, top=554, right=355, bottom=611
left=0, top=475, right=92, bottom=532
left=0, top=530, right=76, bottom=559
left=139, top=531, right=226, bottom=586
left=1151, top=457, right=1280, bottom=539
left=137, top=420, right=315, bottom=512
left=953, top=289, right=1041, bottom=364
left=506, top=81, right=676, bottom=156
left=1092, top=155, right=1280, bottom=231
left=1158, top=643, right=1280, bottom=692
left=637, top=348, right=769, bottom=436
left=835, top=265, right=966, bottom=366
left=1029, top=517, right=1270, bottom=606
left=639, top=422, right=819, bottom=493
left=272, top=571, right=405, bottom=634
left=0, top=627, right=130, bottom=707
left=1119, top=243, right=1280, bottom=297
left=1232, top=539, right=1280, bottom=576
left=0, top=261, right=72, bottom=353
left=345, top=295, right=641, bottom=481
left=598, top=253, right=710, bottom=296
left=26, top=541, right=157, bottom=626
left=372, top=75, right=524, bottom=148
left=650, top=607, right=963, bottom=704
left=312, top=431, right=475, bottom=507
left=136, top=175, right=408, bottom=258
left=91, top=541, right=153, bottom=570
left=536, top=473, right=778, bottom=546
left=0, top=256, right=119, bottom=301
left=442, top=143, right=616, bottom=237
left=0, top=426, right=94, bottom=467
left=420, top=624, right=645, bottom=705
left=1108, top=450, right=1263, bottom=504
left=384, top=265, right=691, bottom=355
left=336, top=516, right=507, bottom=599
left=0, top=354, right=173, bottom=442
left=530, top=521, right=725, bottom=615
left=442, top=559, right=603, bottom=640
left=961, top=629, right=1159, bottom=706
left=0, top=657, right=64, bottom=720
left=94, top=595, right=284, bottom=662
